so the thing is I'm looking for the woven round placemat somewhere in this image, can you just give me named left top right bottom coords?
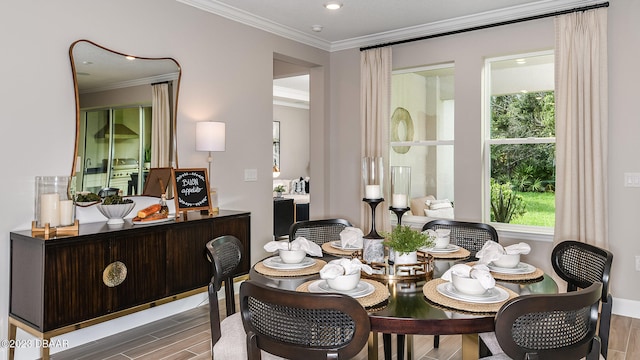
left=465, top=261, right=544, bottom=283
left=254, top=258, right=327, bottom=277
left=423, top=278, right=518, bottom=314
left=296, top=279, right=390, bottom=310
left=321, top=242, right=360, bottom=257
left=418, top=247, right=471, bottom=260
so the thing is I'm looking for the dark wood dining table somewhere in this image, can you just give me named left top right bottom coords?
left=249, top=255, right=558, bottom=360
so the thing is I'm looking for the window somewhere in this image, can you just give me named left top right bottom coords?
left=391, top=64, right=454, bottom=218
left=484, top=51, right=555, bottom=228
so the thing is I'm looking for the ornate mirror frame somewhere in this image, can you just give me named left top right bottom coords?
left=69, top=40, right=181, bottom=196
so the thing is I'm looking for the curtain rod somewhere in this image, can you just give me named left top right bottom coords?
left=360, top=2, right=609, bottom=51
left=151, top=81, right=171, bottom=86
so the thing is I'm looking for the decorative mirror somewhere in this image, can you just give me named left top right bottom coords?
left=70, top=40, right=181, bottom=197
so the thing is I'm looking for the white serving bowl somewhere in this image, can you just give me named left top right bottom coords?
left=434, top=235, right=450, bottom=249
left=326, top=272, right=361, bottom=291
left=96, top=203, right=135, bottom=225
left=278, top=249, right=307, bottom=264
left=491, top=253, right=521, bottom=268
left=451, top=273, right=488, bottom=295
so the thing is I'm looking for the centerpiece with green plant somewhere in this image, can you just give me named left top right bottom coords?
left=383, top=225, right=434, bottom=264
left=273, top=185, right=286, bottom=197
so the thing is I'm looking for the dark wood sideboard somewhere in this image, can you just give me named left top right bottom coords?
left=8, top=210, right=250, bottom=360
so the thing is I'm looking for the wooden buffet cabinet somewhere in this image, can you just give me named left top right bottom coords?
left=8, top=210, right=250, bottom=359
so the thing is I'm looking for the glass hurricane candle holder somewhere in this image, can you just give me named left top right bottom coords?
left=362, top=157, right=384, bottom=199
left=35, top=176, right=75, bottom=228
left=390, top=166, right=411, bottom=208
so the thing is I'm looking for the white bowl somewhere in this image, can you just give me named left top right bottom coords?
left=278, top=249, right=306, bottom=264
left=491, top=254, right=521, bottom=268
left=434, top=235, right=450, bottom=249
left=326, top=272, right=361, bottom=291
left=96, top=203, right=135, bottom=225
left=451, top=273, right=487, bottom=295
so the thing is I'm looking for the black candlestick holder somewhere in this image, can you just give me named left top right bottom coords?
left=363, top=198, right=384, bottom=239
left=389, top=206, right=411, bottom=226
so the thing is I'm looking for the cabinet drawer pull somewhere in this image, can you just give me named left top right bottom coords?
left=103, top=261, right=127, bottom=287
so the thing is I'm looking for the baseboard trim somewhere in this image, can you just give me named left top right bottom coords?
left=612, top=297, right=640, bottom=319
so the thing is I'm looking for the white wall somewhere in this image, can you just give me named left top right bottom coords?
left=0, top=0, right=330, bottom=358
left=273, top=105, right=309, bottom=179
left=328, top=1, right=640, bottom=319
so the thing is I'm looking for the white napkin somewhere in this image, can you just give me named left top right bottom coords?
left=476, top=240, right=531, bottom=263
left=319, top=258, right=373, bottom=279
left=505, top=242, right=531, bottom=255
left=340, top=227, right=364, bottom=249
left=263, top=237, right=323, bottom=257
left=441, top=264, right=495, bottom=290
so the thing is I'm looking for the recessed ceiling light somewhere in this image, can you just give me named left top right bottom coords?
left=324, top=2, right=342, bottom=10
left=311, top=25, right=323, bottom=32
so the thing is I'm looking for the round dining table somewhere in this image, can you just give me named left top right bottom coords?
left=249, top=254, right=558, bottom=360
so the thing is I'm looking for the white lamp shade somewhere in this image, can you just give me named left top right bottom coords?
left=196, top=122, right=226, bottom=152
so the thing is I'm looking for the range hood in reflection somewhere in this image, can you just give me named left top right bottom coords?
left=94, top=123, right=138, bottom=139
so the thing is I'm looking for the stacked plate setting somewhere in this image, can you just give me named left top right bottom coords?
left=308, top=279, right=374, bottom=298
left=419, top=244, right=460, bottom=253
left=436, top=282, right=509, bottom=303
left=330, top=240, right=362, bottom=250
left=262, top=256, right=316, bottom=270
left=487, top=262, right=536, bottom=274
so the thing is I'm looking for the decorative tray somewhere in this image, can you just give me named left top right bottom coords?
left=351, top=250, right=434, bottom=282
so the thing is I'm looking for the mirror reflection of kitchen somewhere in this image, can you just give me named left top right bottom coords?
left=77, top=106, right=151, bottom=196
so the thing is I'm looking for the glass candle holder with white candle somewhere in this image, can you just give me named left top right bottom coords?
left=390, top=166, right=411, bottom=208
left=362, top=157, right=384, bottom=199
left=35, top=176, right=75, bottom=228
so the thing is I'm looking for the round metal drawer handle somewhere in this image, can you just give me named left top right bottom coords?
left=103, top=261, right=128, bottom=287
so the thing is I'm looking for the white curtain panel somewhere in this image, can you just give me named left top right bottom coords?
left=360, top=47, right=392, bottom=234
left=554, top=8, right=608, bottom=248
left=151, top=83, right=172, bottom=168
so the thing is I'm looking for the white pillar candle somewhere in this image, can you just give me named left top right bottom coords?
left=392, top=193, right=408, bottom=208
left=59, top=199, right=75, bottom=226
left=365, top=185, right=381, bottom=199
left=40, top=193, right=60, bottom=227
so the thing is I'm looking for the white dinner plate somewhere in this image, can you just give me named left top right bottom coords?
left=262, top=256, right=316, bottom=270
left=419, top=244, right=460, bottom=253
left=308, top=280, right=375, bottom=298
left=436, top=282, right=509, bottom=304
left=330, top=241, right=362, bottom=250
left=132, top=215, right=176, bottom=225
left=487, top=262, right=536, bottom=274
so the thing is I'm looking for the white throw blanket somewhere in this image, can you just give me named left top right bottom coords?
left=319, top=259, right=373, bottom=279
left=475, top=240, right=531, bottom=264
left=441, top=264, right=496, bottom=290
left=263, top=237, right=323, bottom=257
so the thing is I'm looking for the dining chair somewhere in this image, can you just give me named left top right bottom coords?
left=552, top=240, right=613, bottom=359
left=289, top=218, right=352, bottom=245
left=239, top=280, right=371, bottom=359
left=480, top=282, right=603, bottom=360
left=205, top=235, right=245, bottom=358
left=422, top=219, right=499, bottom=349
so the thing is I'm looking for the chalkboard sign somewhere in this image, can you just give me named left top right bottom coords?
left=171, top=168, right=212, bottom=214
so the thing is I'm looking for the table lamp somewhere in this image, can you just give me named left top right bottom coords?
left=196, top=121, right=226, bottom=214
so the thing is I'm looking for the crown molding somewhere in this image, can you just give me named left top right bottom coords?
left=178, top=0, right=604, bottom=52
left=177, top=0, right=333, bottom=51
